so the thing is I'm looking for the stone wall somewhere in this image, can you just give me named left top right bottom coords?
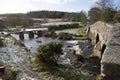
left=89, top=21, right=120, bottom=80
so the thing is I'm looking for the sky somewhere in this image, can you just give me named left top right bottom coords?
left=0, top=0, right=119, bottom=14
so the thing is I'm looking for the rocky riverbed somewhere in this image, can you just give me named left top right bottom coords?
left=0, top=36, right=68, bottom=80
left=0, top=35, right=39, bottom=80
left=0, top=35, right=99, bottom=80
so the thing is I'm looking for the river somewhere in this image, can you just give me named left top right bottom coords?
left=11, top=34, right=62, bottom=53
left=11, top=33, right=93, bottom=66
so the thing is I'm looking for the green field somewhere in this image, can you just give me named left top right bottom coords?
left=56, top=27, right=87, bottom=40
left=56, top=27, right=87, bottom=35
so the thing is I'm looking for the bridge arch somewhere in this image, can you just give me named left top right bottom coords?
left=101, top=44, right=106, bottom=55
left=96, top=34, right=99, bottom=44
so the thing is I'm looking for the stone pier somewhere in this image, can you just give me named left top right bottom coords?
left=37, top=31, right=42, bottom=37
left=19, top=32, right=24, bottom=40
left=28, top=31, right=34, bottom=39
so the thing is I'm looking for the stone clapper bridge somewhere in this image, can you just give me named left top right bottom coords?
left=9, top=28, right=48, bottom=40
left=8, top=22, right=80, bottom=40
left=88, top=21, right=120, bottom=80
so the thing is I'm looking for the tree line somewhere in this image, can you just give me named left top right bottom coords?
left=27, top=10, right=65, bottom=18
left=88, top=0, right=120, bottom=24
left=27, top=10, right=87, bottom=24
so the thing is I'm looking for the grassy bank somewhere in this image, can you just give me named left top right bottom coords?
left=31, top=64, right=95, bottom=80
left=56, top=27, right=86, bottom=35
left=56, top=27, right=87, bottom=40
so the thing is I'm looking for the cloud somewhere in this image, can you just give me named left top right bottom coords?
left=0, top=0, right=77, bottom=13
left=0, top=0, right=36, bottom=13
left=90, top=0, right=99, bottom=2
left=34, top=0, right=75, bottom=4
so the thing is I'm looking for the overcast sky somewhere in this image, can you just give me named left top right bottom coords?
left=0, top=0, right=119, bottom=14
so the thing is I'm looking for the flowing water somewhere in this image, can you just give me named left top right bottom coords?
left=11, top=34, right=62, bottom=53
left=11, top=33, right=93, bottom=66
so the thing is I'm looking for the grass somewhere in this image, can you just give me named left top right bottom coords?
left=31, top=63, right=95, bottom=80
left=74, top=27, right=87, bottom=40
left=56, top=27, right=87, bottom=40
left=56, top=27, right=87, bottom=35
left=77, top=27, right=87, bottom=35
left=73, top=35, right=87, bottom=40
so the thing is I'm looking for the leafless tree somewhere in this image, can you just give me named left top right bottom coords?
left=96, top=0, right=114, bottom=10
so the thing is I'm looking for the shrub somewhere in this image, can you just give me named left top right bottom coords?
left=58, top=32, right=72, bottom=40
left=50, top=30, right=57, bottom=39
left=42, top=31, right=50, bottom=37
left=48, top=23, right=80, bottom=31
left=35, top=42, right=63, bottom=66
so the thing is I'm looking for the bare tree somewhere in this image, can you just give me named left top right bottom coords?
left=96, top=0, right=114, bottom=10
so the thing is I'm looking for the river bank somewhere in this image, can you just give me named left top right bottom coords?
left=0, top=35, right=69, bottom=80
left=0, top=35, right=39, bottom=79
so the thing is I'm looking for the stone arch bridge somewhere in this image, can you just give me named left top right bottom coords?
left=88, top=21, right=120, bottom=80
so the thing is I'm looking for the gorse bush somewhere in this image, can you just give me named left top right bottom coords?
left=50, top=30, right=57, bottom=39
left=35, top=42, right=63, bottom=66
